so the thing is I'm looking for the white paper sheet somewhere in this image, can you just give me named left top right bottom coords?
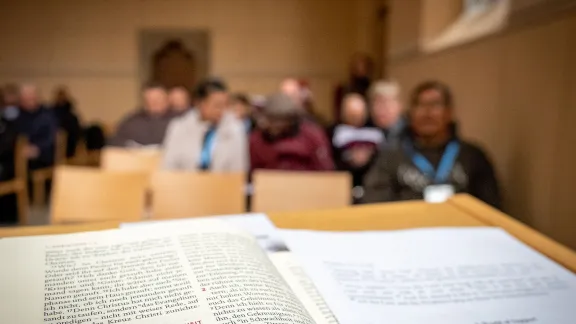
left=281, top=227, right=576, bottom=324
left=121, top=213, right=288, bottom=252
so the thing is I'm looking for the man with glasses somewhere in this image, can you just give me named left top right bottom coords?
left=362, top=80, right=501, bottom=208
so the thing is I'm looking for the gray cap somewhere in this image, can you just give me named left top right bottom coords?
left=262, top=93, right=301, bottom=120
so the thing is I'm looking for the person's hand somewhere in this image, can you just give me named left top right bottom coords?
left=23, top=145, right=40, bottom=159
left=350, top=147, right=372, bottom=167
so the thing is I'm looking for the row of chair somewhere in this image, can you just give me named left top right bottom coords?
left=49, top=166, right=352, bottom=225
left=0, top=130, right=97, bottom=224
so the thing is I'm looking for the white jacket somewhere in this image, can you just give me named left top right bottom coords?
left=162, top=110, right=248, bottom=172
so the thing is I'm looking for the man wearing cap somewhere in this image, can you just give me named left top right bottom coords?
left=250, top=93, right=334, bottom=171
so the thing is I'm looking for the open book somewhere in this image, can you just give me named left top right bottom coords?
left=0, top=219, right=336, bottom=324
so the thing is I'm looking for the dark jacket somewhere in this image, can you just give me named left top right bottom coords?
left=0, top=117, right=17, bottom=181
left=108, top=110, right=175, bottom=147
left=363, top=126, right=501, bottom=208
left=14, top=106, right=58, bottom=165
left=328, top=124, right=383, bottom=188
left=250, top=120, right=334, bottom=171
left=52, top=101, right=82, bottom=157
left=377, top=116, right=407, bottom=149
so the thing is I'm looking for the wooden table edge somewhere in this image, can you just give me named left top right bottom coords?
left=449, top=194, right=576, bottom=273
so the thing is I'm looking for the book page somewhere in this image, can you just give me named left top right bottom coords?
left=281, top=227, right=576, bottom=324
left=269, top=252, right=338, bottom=324
left=121, top=213, right=288, bottom=252
left=0, top=220, right=314, bottom=324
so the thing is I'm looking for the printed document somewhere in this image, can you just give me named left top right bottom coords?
left=281, top=227, right=576, bottom=324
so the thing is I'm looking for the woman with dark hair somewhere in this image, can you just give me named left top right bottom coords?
left=162, top=78, right=248, bottom=171
left=363, top=80, right=501, bottom=208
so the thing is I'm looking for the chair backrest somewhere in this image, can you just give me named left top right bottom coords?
left=14, top=136, right=28, bottom=179
left=50, top=166, right=149, bottom=224
left=252, top=170, right=352, bottom=212
left=150, top=172, right=246, bottom=219
left=55, top=130, right=68, bottom=165
left=100, top=147, right=162, bottom=172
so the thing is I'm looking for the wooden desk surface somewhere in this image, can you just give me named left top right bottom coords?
left=1, top=194, right=575, bottom=273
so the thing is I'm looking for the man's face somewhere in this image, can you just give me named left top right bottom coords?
left=265, top=118, right=293, bottom=137
left=199, top=91, right=228, bottom=123
left=19, top=87, right=39, bottom=111
left=371, top=94, right=401, bottom=129
left=168, top=88, right=190, bottom=112
left=144, top=88, right=169, bottom=115
left=410, top=89, right=452, bottom=137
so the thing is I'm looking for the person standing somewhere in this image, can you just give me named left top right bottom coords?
left=162, top=78, right=247, bottom=172
left=14, top=84, right=58, bottom=170
left=333, top=53, right=374, bottom=123
left=51, top=86, right=82, bottom=158
left=363, top=81, right=501, bottom=208
left=109, top=83, right=175, bottom=147
left=250, top=93, right=334, bottom=171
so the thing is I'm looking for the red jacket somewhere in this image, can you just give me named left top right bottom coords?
left=250, top=122, right=335, bottom=171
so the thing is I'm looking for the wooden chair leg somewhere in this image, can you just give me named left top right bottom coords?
left=33, top=178, right=46, bottom=206
left=17, top=187, right=29, bottom=225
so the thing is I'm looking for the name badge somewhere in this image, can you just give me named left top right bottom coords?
left=424, top=185, right=455, bottom=203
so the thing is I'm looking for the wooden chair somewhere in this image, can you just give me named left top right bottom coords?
left=0, top=136, right=29, bottom=224
left=150, top=172, right=245, bottom=219
left=31, top=130, right=67, bottom=206
left=50, top=166, right=149, bottom=224
left=100, top=147, right=162, bottom=172
left=252, top=170, right=352, bottom=213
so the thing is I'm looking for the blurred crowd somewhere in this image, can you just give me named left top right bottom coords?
left=0, top=54, right=501, bottom=224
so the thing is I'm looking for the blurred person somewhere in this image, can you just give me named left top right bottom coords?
left=330, top=94, right=383, bottom=202
left=279, top=78, right=325, bottom=125
left=109, top=82, right=175, bottom=147
left=229, top=93, right=255, bottom=132
left=162, top=78, right=247, bottom=171
left=14, top=84, right=58, bottom=170
left=2, top=83, right=20, bottom=121
left=250, top=93, right=334, bottom=171
left=168, top=86, right=192, bottom=115
left=334, top=53, right=374, bottom=122
left=0, top=110, right=18, bottom=224
left=363, top=81, right=501, bottom=208
left=370, top=80, right=406, bottom=147
left=51, top=86, right=82, bottom=157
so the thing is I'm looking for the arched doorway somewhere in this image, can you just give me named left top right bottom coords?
left=151, top=40, right=196, bottom=90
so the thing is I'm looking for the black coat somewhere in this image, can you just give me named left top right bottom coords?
left=0, top=117, right=17, bottom=181
left=363, top=127, right=501, bottom=209
left=14, top=106, right=58, bottom=165
left=52, top=101, right=82, bottom=157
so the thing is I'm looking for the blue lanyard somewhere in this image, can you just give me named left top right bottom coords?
left=405, top=140, right=460, bottom=184
left=199, top=127, right=217, bottom=170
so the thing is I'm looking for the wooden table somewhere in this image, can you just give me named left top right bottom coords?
left=1, top=194, right=575, bottom=273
